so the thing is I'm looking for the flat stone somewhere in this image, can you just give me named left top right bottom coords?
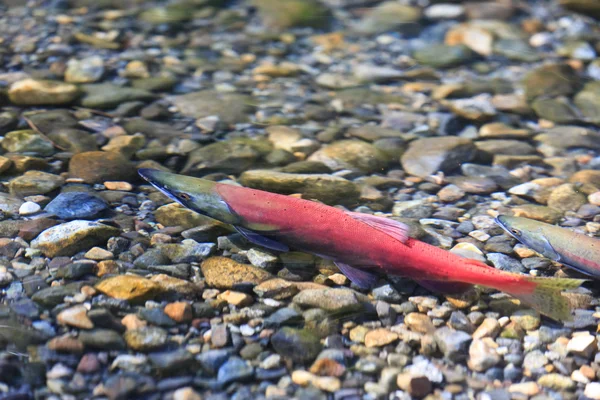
left=32, top=220, right=119, bottom=257
left=9, top=79, right=79, bottom=105
left=57, top=305, right=94, bottom=329
left=95, top=275, right=163, bottom=303
left=201, top=257, right=273, bottom=290
left=9, top=171, right=64, bottom=197
left=401, top=137, right=476, bottom=177
left=69, top=151, right=137, bottom=184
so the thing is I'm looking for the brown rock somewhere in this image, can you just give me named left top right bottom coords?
left=397, top=373, right=432, bottom=398
left=95, top=275, right=162, bottom=303
left=164, top=302, right=193, bottom=323
left=69, top=151, right=137, bottom=184
left=150, top=274, right=202, bottom=297
left=309, top=358, right=346, bottom=377
left=121, top=314, right=148, bottom=330
left=364, top=328, right=398, bottom=347
left=47, top=335, right=84, bottom=353
left=218, top=290, right=254, bottom=307
left=57, top=305, right=94, bottom=330
left=201, top=257, right=273, bottom=289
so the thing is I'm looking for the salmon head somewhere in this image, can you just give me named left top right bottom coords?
left=495, top=215, right=560, bottom=261
left=138, top=169, right=242, bottom=225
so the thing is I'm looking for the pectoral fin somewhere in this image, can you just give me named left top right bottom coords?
left=334, top=261, right=379, bottom=289
left=345, top=212, right=409, bottom=244
left=234, top=226, right=289, bottom=252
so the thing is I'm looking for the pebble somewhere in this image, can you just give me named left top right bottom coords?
left=18, top=201, right=41, bottom=215
left=164, top=302, right=193, bottom=323
left=95, top=275, right=162, bottom=302
left=291, top=370, right=341, bottom=393
left=57, top=305, right=94, bottom=329
left=364, top=328, right=398, bottom=348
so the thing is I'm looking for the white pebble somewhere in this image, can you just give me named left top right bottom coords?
left=19, top=201, right=41, bottom=215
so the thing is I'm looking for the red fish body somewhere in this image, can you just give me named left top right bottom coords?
left=138, top=168, right=584, bottom=321
left=216, top=183, right=533, bottom=294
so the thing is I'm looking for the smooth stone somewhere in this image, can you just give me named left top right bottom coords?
left=271, top=327, right=322, bottom=363
left=307, top=140, right=390, bottom=174
left=9, top=171, right=64, bottom=197
left=201, top=257, right=273, bottom=290
left=45, top=192, right=108, bottom=220
left=79, top=84, right=154, bottom=109
left=32, top=220, right=119, bottom=257
left=69, top=151, right=137, bottom=184
left=2, top=130, right=55, bottom=156
left=9, top=79, right=79, bottom=105
left=401, top=137, right=476, bottom=177
left=95, top=275, right=162, bottom=303
left=168, top=91, right=252, bottom=125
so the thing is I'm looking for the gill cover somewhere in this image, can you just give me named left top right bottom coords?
left=495, top=215, right=560, bottom=261
left=138, top=169, right=242, bottom=225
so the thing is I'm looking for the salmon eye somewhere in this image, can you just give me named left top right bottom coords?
left=511, top=228, right=521, bottom=236
left=178, top=193, right=191, bottom=201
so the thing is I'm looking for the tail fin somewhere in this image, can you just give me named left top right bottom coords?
left=505, top=277, right=585, bottom=321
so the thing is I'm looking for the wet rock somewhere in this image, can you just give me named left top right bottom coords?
left=567, top=333, right=597, bottom=358
left=535, top=126, right=600, bottom=151
left=271, top=327, right=322, bottom=363
left=168, top=91, right=251, bottom=125
left=239, top=170, right=361, bottom=206
left=32, top=220, right=119, bottom=257
left=511, top=204, right=562, bottom=224
left=523, top=64, right=580, bottom=101
left=124, top=327, right=168, bottom=351
left=65, top=56, right=104, bottom=83
left=413, top=45, right=474, bottom=69
left=560, top=0, right=600, bottom=19
left=396, top=373, right=432, bottom=398
left=434, top=327, right=472, bottom=362
left=537, top=373, right=575, bottom=391
left=45, top=192, right=108, bottom=220
left=47, top=129, right=98, bottom=153
left=79, top=329, right=126, bottom=350
left=575, top=82, right=600, bottom=124
left=547, top=183, right=588, bottom=212
left=69, top=151, right=137, bottom=183
left=159, top=239, right=215, bottom=263
left=253, top=0, right=332, bottom=30
left=354, top=2, right=421, bottom=35
left=57, top=305, right=94, bottom=329
left=9, top=171, right=64, bottom=197
left=468, top=338, right=501, bottom=372
left=217, top=356, right=254, bottom=384
left=307, top=140, right=390, bottom=174
left=292, top=288, right=363, bottom=312
left=2, top=130, right=54, bottom=156
left=9, top=79, right=79, bottom=105
left=95, top=275, right=162, bottom=303
left=401, top=137, right=476, bottom=177
left=201, top=257, right=273, bottom=290
left=365, top=328, right=398, bottom=348
left=183, top=138, right=272, bottom=175
left=80, top=84, right=154, bottom=109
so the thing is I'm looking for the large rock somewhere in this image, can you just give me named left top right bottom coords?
left=201, top=257, right=273, bottom=290
left=8, top=171, right=64, bottom=197
left=354, top=1, right=421, bottom=35
left=182, top=138, right=272, bottom=175
left=2, top=130, right=55, bottom=156
left=32, top=220, right=120, bottom=257
left=523, top=64, right=580, bottom=101
left=80, top=84, right=155, bottom=109
left=168, top=90, right=252, bottom=125
left=560, top=0, right=600, bottom=19
left=96, top=275, right=163, bottom=303
left=253, top=0, right=332, bottom=30
left=401, top=137, right=476, bottom=177
left=307, top=140, right=390, bottom=174
left=8, top=79, right=79, bottom=105
left=69, top=151, right=137, bottom=183
left=47, top=129, right=98, bottom=153
left=239, top=170, right=361, bottom=206
left=271, top=327, right=322, bottom=363
left=535, top=126, right=600, bottom=150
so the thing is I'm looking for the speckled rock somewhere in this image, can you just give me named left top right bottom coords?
left=271, top=327, right=322, bottom=363
left=95, top=275, right=163, bottom=303
left=69, top=151, right=137, bottom=183
left=401, top=137, right=476, bottom=177
left=239, top=170, right=361, bottom=206
left=8, top=171, right=64, bottom=197
left=32, top=220, right=119, bottom=257
left=201, top=257, right=273, bottom=289
left=307, top=140, right=390, bottom=174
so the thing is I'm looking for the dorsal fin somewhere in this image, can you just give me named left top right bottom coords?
left=346, top=211, right=409, bottom=244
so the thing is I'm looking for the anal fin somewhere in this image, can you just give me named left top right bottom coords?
left=335, top=262, right=379, bottom=290
left=235, top=226, right=289, bottom=252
